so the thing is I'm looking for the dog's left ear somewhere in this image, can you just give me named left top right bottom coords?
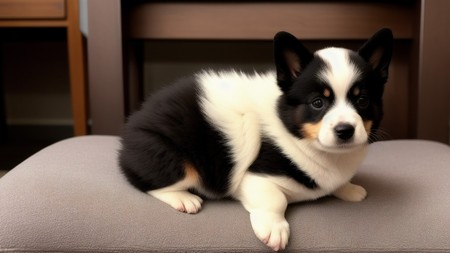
left=274, top=31, right=313, bottom=92
left=358, top=28, right=394, bottom=82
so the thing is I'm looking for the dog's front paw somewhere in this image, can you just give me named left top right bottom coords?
left=333, top=182, right=367, bottom=202
left=250, top=211, right=290, bottom=251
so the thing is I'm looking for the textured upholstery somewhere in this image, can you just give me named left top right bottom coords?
left=0, top=136, right=449, bottom=252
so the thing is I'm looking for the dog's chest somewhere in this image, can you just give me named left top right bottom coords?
left=257, top=144, right=367, bottom=202
left=304, top=141, right=368, bottom=193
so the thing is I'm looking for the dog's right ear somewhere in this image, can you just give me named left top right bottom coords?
left=274, top=31, right=313, bottom=92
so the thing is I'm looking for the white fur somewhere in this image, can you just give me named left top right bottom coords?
left=333, top=182, right=367, bottom=202
left=197, top=70, right=274, bottom=195
left=236, top=174, right=289, bottom=251
left=315, top=48, right=368, bottom=151
left=316, top=48, right=361, bottom=95
left=318, top=102, right=369, bottom=150
left=196, top=65, right=368, bottom=250
left=148, top=175, right=203, bottom=214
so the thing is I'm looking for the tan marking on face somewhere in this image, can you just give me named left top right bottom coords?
left=184, top=161, right=200, bottom=183
left=353, top=86, right=361, bottom=96
left=364, top=120, right=373, bottom=134
left=301, top=121, right=323, bottom=139
left=323, top=88, right=331, bottom=98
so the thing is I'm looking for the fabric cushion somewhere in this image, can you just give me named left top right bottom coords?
left=0, top=136, right=449, bottom=252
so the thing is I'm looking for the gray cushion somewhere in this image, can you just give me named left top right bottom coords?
left=0, top=136, right=449, bottom=252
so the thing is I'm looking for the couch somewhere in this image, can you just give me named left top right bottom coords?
left=0, top=136, right=449, bottom=252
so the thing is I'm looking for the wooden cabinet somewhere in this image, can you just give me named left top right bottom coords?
left=0, top=0, right=87, bottom=136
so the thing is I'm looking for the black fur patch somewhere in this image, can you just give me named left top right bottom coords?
left=249, top=140, right=318, bottom=190
left=348, top=51, right=385, bottom=130
left=277, top=57, right=335, bottom=139
left=119, top=77, right=234, bottom=196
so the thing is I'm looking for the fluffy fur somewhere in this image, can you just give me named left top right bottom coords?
left=119, top=29, right=393, bottom=251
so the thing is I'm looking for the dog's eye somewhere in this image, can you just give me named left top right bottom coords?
left=356, top=96, right=370, bottom=109
left=311, top=98, right=324, bottom=110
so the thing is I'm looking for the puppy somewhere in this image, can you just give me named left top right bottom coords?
left=119, top=28, right=393, bottom=251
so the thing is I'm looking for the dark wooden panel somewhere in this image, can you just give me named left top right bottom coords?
left=129, top=2, right=414, bottom=40
left=87, top=0, right=125, bottom=135
left=416, top=0, right=450, bottom=143
left=381, top=42, right=412, bottom=140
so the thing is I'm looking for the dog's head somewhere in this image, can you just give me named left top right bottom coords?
left=275, top=29, right=393, bottom=153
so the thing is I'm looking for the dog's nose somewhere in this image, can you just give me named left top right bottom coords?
left=334, top=123, right=355, bottom=141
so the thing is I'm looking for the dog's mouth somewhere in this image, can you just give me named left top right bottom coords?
left=315, top=139, right=366, bottom=153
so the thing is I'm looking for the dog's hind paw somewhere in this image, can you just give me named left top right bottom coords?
left=149, top=190, right=203, bottom=214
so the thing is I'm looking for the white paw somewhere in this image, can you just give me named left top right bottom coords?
left=250, top=211, right=290, bottom=251
left=333, top=183, right=367, bottom=202
left=149, top=190, right=203, bottom=214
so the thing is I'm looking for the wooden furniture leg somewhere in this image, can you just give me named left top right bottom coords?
left=67, top=0, right=88, bottom=135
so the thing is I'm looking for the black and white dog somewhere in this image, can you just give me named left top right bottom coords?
left=119, top=29, right=393, bottom=251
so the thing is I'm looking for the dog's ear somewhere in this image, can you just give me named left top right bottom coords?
left=274, top=31, right=313, bottom=92
left=358, top=28, right=393, bottom=82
